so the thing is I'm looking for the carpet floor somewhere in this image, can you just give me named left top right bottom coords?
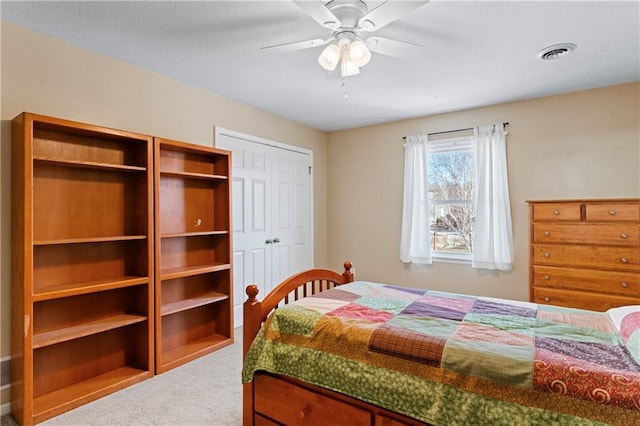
left=4, top=328, right=243, bottom=426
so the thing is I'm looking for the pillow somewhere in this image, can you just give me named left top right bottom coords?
left=607, top=306, right=640, bottom=333
left=608, top=305, right=640, bottom=363
left=620, top=311, right=640, bottom=342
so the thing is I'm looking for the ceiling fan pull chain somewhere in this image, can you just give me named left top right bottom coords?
left=342, top=78, right=349, bottom=101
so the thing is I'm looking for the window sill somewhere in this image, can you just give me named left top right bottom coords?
left=432, top=253, right=472, bottom=265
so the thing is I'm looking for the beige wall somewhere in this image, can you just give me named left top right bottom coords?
left=1, top=19, right=639, bottom=414
left=0, top=22, right=329, bottom=364
left=327, top=82, right=640, bottom=302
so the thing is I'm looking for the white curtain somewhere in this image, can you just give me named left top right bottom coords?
left=400, top=134, right=432, bottom=264
left=472, top=124, right=513, bottom=271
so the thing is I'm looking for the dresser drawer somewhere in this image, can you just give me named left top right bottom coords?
left=255, top=414, right=281, bottom=426
left=533, top=287, right=640, bottom=311
left=585, top=203, right=640, bottom=221
left=533, top=244, right=639, bottom=271
left=533, top=266, right=640, bottom=296
left=377, top=415, right=418, bottom=426
left=532, top=203, right=581, bottom=221
left=254, top=374, right=372, bottom=426
left=533, top=223, right=640, bottom=246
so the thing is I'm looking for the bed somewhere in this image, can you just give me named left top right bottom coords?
left=242, top=262, right=640, bottom=425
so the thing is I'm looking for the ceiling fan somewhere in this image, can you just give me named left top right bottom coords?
left=262, top=0, right=430, bottom=77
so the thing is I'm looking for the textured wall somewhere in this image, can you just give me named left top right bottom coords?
left=327, top=82, right=640, bottom=301
left=0, top=21, right=329, bottom=378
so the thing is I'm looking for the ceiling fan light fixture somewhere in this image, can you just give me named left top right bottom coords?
left=340, top=49, right=360, bottom=77
left=318, top=43, right=341, bottom=70
left=341, top=59, right=360, bottom=77
left=349, top=39, right=371, bottom=67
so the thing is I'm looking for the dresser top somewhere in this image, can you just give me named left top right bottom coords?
left=527, top=198, right=639, bottom=204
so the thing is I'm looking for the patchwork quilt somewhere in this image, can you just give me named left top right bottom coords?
left=242, top=281, right=640, bottom=425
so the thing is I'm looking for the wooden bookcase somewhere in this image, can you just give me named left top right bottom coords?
left=11, top=113, right=154, bottom=425
left=154, top=138, right=233, bottom=373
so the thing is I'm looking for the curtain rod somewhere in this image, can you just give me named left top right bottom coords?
left=403, top=122, right=509, bottom=140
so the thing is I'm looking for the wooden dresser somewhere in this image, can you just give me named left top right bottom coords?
left=528, top=198, right=640, bottom=311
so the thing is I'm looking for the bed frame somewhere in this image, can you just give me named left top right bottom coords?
left=242, top=262, right=429, bottom=426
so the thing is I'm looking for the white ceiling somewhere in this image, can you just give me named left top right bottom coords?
left=2, top=0, right=639, bottom=132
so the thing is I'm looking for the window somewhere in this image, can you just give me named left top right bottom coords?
left=401, top=124, right=512, bottom=270
left=427, top=136, right=474, bottom=262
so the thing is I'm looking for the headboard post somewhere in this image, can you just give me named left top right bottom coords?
left=342, top=261, right=354, bottom=283
left=243, top=284, right=261, bottom=359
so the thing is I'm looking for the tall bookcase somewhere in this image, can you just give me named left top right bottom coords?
left=11, top=113, right=154, bottom=425
left=154, top=138, right=233, bottom=373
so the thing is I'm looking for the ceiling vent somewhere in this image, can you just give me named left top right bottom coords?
left=538, top=43, right=577, bottom=60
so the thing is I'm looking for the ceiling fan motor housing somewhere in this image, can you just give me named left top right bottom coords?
left=325, top=0, right=369, bottom=30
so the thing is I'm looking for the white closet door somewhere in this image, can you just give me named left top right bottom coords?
left=226, top=136, right=272, bottom=327
left=215, top=130, right=312, bottom=327
left=271, top=149, right=312, bottom=288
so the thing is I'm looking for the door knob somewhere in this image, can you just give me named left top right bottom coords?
left=273, top=238, right=280, bottom=243
left=265, top=239, right=273, bottom=244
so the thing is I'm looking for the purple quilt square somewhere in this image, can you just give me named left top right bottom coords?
left=535, top=337, right=640, bottom=372
left=400, top=301, right=467, bottom=321
left=470, top=299, right=537, bottom=318
left=383, top=285, right=428, bottom=296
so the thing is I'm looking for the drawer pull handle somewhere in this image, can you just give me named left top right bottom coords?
left=553, top=210, right=560, bottom=215
left=543, top=252, right=550, bottom=258
left=299, top=407, right=309, bottom=419
left=544, top=231, right=550, bottom=236
left=544, top=297, right=551, bottom=302
left=609, top=210, right=616, bottom=216
left=621, top=257, right=629, bottom=263
left=621, top=233, right=629, bottom=239
left=544, top=274, right=550, bottom=280
left=621, top=282, right=629, bottom=288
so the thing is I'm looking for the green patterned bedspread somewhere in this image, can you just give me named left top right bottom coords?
left=242, top=281, right=640, bottom=425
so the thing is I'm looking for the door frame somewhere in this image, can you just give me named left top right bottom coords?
left=213, top=125, right=315, bottom=297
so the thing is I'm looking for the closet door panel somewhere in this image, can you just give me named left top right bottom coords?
left=221, top=135, right=272, bottom=324
left=216, top=129, right=312, bottom=327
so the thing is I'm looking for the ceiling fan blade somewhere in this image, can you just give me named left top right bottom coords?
left=293, top=0, right=341, bottom=29
left=359, top=0, right=429, bottom=32
left=261, top=38, right=331, bottom=52
left=365, top=36, right=422, bottom=57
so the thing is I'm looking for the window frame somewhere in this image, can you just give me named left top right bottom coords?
left=427, top=135, right=474, bottom=263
